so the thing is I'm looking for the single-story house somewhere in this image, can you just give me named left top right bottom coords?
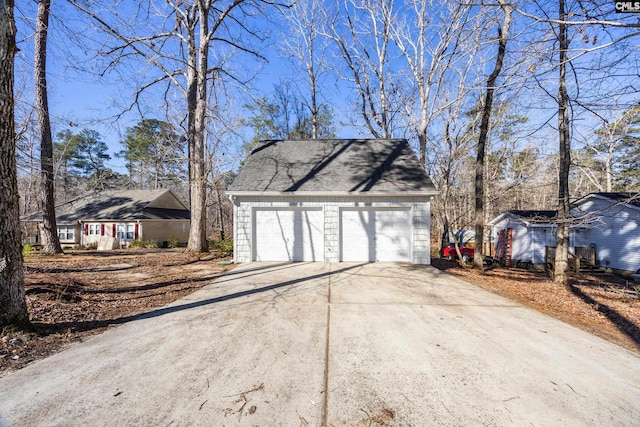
left=488, top=192, right=640, bottom=274
left=21, top=189, right=190, bottom=248
left=487, top=210, right=558, bottom=266
left=227, top=139, right=439, bottom=263
left=570, top=192, right=640, bottom=274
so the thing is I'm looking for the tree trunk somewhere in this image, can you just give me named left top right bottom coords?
left=0, top=0, right=28, bottom=326
left=309, top=37, right=318, bottom=140
left=474, top=2, right=511, bottom=271
left=187, top=2, right=209, bottom=253
left=554, top=0, right=571, bottom=285
left=606, top=145, right=613, bottom=192
left=216, top=182, right=226, bottom=241
left=418, top=124, right=426, bottom=168
left=35, top=0, right=63, bottom=254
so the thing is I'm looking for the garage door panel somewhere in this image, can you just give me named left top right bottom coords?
left=341, top=208, right=411, bottom=262
left=254, top=209, right=323, bottom=261
left=341, top=210, right=375, bottom=262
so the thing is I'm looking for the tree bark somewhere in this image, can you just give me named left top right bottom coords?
left=0, top=0, right=28, bottom=326
left=35, top=0, right=63, bottom=254
left=474, top=2, right=511, bottom=271
left=215, top=182, right=226, bottom=240
left=554, top=0, right=570, bottom=285
left=186, top=1, right=209, bottom=253
left=307, top=9, right=318, bottom=140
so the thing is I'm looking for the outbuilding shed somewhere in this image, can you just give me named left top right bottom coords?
left=227, top=139, right=438, bottom=263
left=487, top=210, right=558, bottom=267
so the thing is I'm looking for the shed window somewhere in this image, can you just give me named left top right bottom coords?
left=57, top=226, right=75, bottom=242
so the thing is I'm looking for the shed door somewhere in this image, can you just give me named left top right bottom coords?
left=341, top=208, right=411, bottom=262
left=254, top=208, right=323, bottom=261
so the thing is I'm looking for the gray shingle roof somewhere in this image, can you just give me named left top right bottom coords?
left=21, top=189, right=190, bottom=223
left=509, top=210, right=558, bottom=222
left=588, top=192, right=640, bottom=208
left=228, top=139, right=437, bottom=194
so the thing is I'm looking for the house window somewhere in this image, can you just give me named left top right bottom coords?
left=57, top=226, right=75, bottom=242
left=116, top=223, right=136, bottom=240
left=88, top=224, right=100, bottom=235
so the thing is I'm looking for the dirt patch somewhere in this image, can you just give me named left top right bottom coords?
left=431, top=258, right=640, bottom=354
left=1, top=249, right=231, bottom=376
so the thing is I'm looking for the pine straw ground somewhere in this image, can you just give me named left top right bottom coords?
left=1, top=249, right=232, bottom=376
left=1, top=252, right=639, bottom=377
left=432, top=258, right=640, bottom=354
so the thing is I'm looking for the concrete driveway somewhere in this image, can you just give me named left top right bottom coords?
left=0, top=262, right=638, bottom=426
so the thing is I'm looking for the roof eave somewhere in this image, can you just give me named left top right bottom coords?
left=573, top=193, right=640, bottom=212
left=227, top=190, right=439, bottom=198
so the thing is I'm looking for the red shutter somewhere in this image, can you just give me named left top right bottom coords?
left=112, top=224, right=116, bottom=237
left=101, top=224, right=105, bottom=236
left=84, top=224, right=88, bottom=235
left=135, top=224, right=139, bottom=240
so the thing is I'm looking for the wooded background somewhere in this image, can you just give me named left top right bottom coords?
left=11, top=0, right=640, bottom=249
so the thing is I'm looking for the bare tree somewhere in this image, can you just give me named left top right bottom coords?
left=14, top=100, right=40, bottom=216
left=509, top=0, right=640, bottom=283
left=551, top=0, right=571, bottom=284
left=280, top=0, right=330, bottom=139
left=327, top=0, right=405, bottom=138
left=0, top=0, right=28, bottom=326
left=35, top=0, right=63, bottom=254
left=577, top=105, right=640, bottom=192
left=391, top=0, right=473, bottom=166
left=422, top=14, right=486, bottom=254
left=70, top=0, right=271, bottom=253
left=473, top=1, right=512, bottom=270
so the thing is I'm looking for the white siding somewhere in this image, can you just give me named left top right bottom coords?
left=510, top=223, right=529, bottom=262
left=530, top=228, right=548, bottom=264
left=231, top=196, right=431, bottom=264
left=573, top=198, right=640, bottom=273
left=490, top=215, right=553, bottom=265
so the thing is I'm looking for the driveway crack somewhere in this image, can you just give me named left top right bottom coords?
left=322, top=264, right=332, bottom=426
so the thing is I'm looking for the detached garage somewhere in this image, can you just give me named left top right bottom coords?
left=227, top=139, right=438, bottom=264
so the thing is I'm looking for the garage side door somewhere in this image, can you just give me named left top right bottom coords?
left=341, top=208, right=411, bottom=262
left=254, top=208, right=324, bottom=261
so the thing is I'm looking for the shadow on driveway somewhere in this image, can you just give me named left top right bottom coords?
left=43, top=263, right=365, bottom=334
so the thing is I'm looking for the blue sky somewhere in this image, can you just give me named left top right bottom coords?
left=12, top=1, right=640, bottom=178
left=14, top=1, right=368, bottom=175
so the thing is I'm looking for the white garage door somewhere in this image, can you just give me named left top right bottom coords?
left=254, top=208, right=324, bottom=261
left=341, top=208, right=412, bottom=262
